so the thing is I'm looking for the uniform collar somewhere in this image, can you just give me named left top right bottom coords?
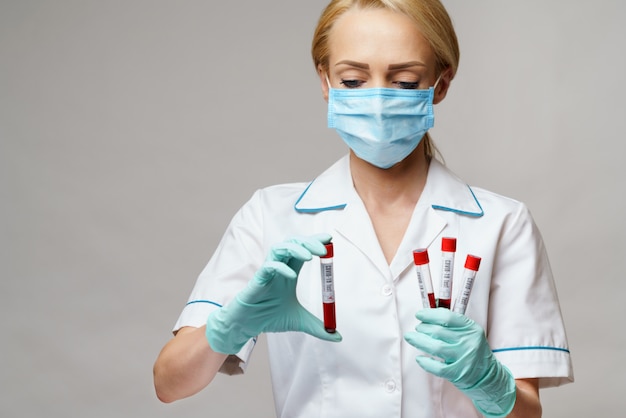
left=294, top=155, right=484, bottom=218
left=423, top=159, right=484, bottom=217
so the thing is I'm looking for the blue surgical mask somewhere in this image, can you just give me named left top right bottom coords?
left=327, top=76, right=440, bottom=169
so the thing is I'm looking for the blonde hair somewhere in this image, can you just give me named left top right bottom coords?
left=312, top=0, right=460, bottom=160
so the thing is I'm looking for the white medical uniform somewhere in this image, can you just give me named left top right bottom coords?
left=174, top=155, right=574, bottom=418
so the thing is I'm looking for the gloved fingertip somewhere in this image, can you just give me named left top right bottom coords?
left=289, top=233, right=332, bottom=256
left=318, top=329, right=343, bottom=343
left=312, top=232, right=332, bottom=245
left=403, top=331, right=422, bottom=349
left=414, top=354, right=446, bottom=374
left=302, top=238, right=330, bottom=257
left=414, top=355, right=431, bottom=369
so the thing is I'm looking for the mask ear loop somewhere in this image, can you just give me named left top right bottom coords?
left=433, top=72, right=444, bottom=90
left=325, top=73, right=332, bottom=89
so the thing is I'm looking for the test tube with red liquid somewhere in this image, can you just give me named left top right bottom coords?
left=452, top=255, right=481, bottom=315
left=438, top=237, right=457, bottom=309
left=320, top=243, right=336, bottom=333
left=413, top=248, right=436, bottom=308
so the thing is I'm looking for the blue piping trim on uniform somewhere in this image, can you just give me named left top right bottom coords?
left=431, top=186, right=484, bottom=217
left=492, top=346, right=570, bottom=354
left=294, top=180, right=347, bottom=213
left=186, top=300, right=223, bottom=308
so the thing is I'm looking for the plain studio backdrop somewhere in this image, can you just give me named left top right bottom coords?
left=1, top=0, right=624, bottom=416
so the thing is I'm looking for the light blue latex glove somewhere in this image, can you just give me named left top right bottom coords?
left=205, top=233, right=342, bottom=354
left=404, top=308, right=516, bottom=417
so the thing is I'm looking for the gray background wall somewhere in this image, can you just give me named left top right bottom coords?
left=1, top=0, right=624, bottom=416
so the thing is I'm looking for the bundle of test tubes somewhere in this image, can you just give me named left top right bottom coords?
left=412, top=238, right=481, bottom=314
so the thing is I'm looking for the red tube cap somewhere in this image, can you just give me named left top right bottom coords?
left=442, top=237, right=457, bottom=252
left=464, top=254, right=481, bottom=271
left=412, top=248, right=429, bottom=265
left=321, top=243, right=334, bottom=258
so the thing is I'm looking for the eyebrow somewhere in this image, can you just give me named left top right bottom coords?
left=388, top=61, right=426, bottom=70
left=334, top=60, right=426, bottom=70
left=335, top=60, right=370, bottom=69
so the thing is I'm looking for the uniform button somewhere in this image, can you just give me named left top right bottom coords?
left=385, top=379, right=397, bottom=392
left=381, top=284, right=393, bottom=296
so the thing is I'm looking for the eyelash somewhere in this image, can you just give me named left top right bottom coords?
left=340, top=79, right=364, bottom=88
left=394, top=81, right=420, bottom=90
left=339, top=79, right=420, bottom=89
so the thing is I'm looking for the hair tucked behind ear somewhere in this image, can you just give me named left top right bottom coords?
left=312, top=0, right=459, bottom=161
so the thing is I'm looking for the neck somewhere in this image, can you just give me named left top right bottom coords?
left=350, top=143, right=430, bottom=208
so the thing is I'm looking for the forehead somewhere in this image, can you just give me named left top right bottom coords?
left=328, top=7, right=435, bottom=67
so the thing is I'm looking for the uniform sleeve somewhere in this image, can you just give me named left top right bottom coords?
left=172, top=190, right=266, bottom=374
left=487, top=202, right=574, bottom=388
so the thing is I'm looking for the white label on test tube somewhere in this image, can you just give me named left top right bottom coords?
left=452, top=254, right=481, bottom=315
left=439, top=237, right=457, bottom=309
left=413, top=249, right=436, bottom=308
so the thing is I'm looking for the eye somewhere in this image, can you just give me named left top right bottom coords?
left=393, top=81, right=420, bottom=90
left=340, top=79, right=364, bottom=89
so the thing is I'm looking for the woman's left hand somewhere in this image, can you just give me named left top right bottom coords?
left=404, top=308, right=516, bottom=417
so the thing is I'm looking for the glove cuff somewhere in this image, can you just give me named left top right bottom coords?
left=462, top=361, right=516, bottom=418
left=205, top=307, right=255, bottom=355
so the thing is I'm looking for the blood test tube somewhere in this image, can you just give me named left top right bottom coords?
left=319, top=242, right=336, bottom=333
left=413, top=248, right=436, bottom=308
left=438, top=237, right=457, bottom=309
left=452, top=255, right=481, bottom=315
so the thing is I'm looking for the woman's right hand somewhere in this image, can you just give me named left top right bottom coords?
left=205, top=234, right=342, bottom=355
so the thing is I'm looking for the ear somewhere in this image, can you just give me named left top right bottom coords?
left=433, top=67, right=454, bottom=105
left=317, top=65, right=330, bottom=102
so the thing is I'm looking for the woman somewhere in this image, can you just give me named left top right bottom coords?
left=153, top=1, right=573, bottom=416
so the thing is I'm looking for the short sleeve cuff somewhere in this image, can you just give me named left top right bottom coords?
left=494, top=346, right=574, bottom=388
left=173, top=300, right=221, bottom=331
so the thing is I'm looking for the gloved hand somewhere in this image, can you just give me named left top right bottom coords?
left=205, top=233, right=342, bottom=354
left=404, top=308, right=516, bottom=417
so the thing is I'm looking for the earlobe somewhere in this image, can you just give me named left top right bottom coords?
left=317, top=65, right=329, bottom=102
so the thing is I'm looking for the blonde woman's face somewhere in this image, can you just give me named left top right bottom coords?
left=323, top=7, right=438, bottom=92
